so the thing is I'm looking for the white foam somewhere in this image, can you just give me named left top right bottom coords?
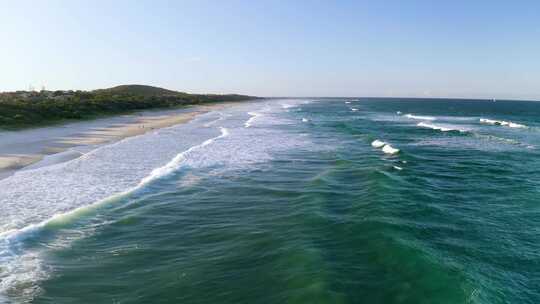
left=480, top=118, right=527, bottom=128
left=393, top=165, right=403, bottom=170
left=396, top=111, right=402, bottom=115
left=417, top=122, right=465, bottom=132
left=371, top=140, right=400, bottom=154
left=345, top=101, right=351, bottom=104
left=244, top=112, right=262, bottom=128
left=138, top=127, right=229, bottom=186
left=405, top=114, right=436, bottom=121
left=302, top=118, right=309, bottom=123
left=0, top=246, right=47, bottom=303
left=479, top=118, right=498, bottom=125
left=508, top=122, right=527, bottom=128
left=351, top=108, right=359, bottom=112
left=371, top=140, right=386, bottom=148
left=382, top=144, right=400, bottom=155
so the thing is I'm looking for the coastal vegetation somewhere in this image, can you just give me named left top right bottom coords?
left=0, top=85, right=256, bottom=129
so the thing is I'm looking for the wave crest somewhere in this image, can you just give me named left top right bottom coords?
left=480, top=118, right=527, bottom=128
left=417, top=122, right=466, bottom=133
left=244, top=112, right=262, bottom=128
left=371, top=140, right=400, bottom=154
left=405, top=114, right=436, bottom=121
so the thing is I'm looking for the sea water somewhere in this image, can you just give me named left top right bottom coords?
left=1, top=98, right=539, bottom=303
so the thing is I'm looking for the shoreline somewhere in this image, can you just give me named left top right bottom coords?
left=0, top=101, right=245, bottom=180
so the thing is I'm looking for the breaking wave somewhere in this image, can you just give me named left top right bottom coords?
left=405, top=114, right=436, bottom=121
left=371, top=139, right=386, bottom=148
left=139, top=128, right=229, bottom=185
left=382, top=144, right=400, bottom=154
left=480, top=118, right=527, bottom=128
left=417, top=122, right=467, bottom=133
left=371, top=140, right=400, bottom=154
left=244, top=112, right=262, bottom=128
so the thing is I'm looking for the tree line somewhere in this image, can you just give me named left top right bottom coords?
left=0, top=90, right=255, bottom=129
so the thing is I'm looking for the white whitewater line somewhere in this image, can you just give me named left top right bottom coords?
left=139, top=127, right=229, bottom=186
left=351, top=108, right=358, bottom=112
left=480, top=118, right=527, bottom=128
left=405, top=114, right=436, bottom=121
left=479, top=118, right=498, bottom=125
left=244, top=112, right=262, bottom=128
left=302, top=118, right=310, bottom=123
left=393, top=165, right=403, bottom=170
left=507, top=122, right=525, bottom=129
left=0, top=127, right=230, bottom=301
left=417, top=122, right=466, bottom=133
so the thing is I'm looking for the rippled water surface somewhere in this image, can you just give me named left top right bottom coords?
left=1, top=98, right=539, bottom=303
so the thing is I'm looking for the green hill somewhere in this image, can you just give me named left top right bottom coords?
left=93, top=85, right=184, bottom=97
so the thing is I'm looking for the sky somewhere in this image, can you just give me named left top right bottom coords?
left=1, top=0, right=539, bottom=99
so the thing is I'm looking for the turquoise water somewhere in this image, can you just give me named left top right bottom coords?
left=1, top=99, right=539, bottom=303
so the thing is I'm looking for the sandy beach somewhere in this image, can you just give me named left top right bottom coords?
left=0, top=102, right=240, bottom=180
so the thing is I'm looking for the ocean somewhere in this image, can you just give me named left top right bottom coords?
left=1, top=98, right=539, bottom=303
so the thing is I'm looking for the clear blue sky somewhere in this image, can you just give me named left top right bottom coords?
left=1, top=0, right=539, bottom=99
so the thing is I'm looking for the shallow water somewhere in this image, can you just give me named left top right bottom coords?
left=1, top=98, right=539, bottom=303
